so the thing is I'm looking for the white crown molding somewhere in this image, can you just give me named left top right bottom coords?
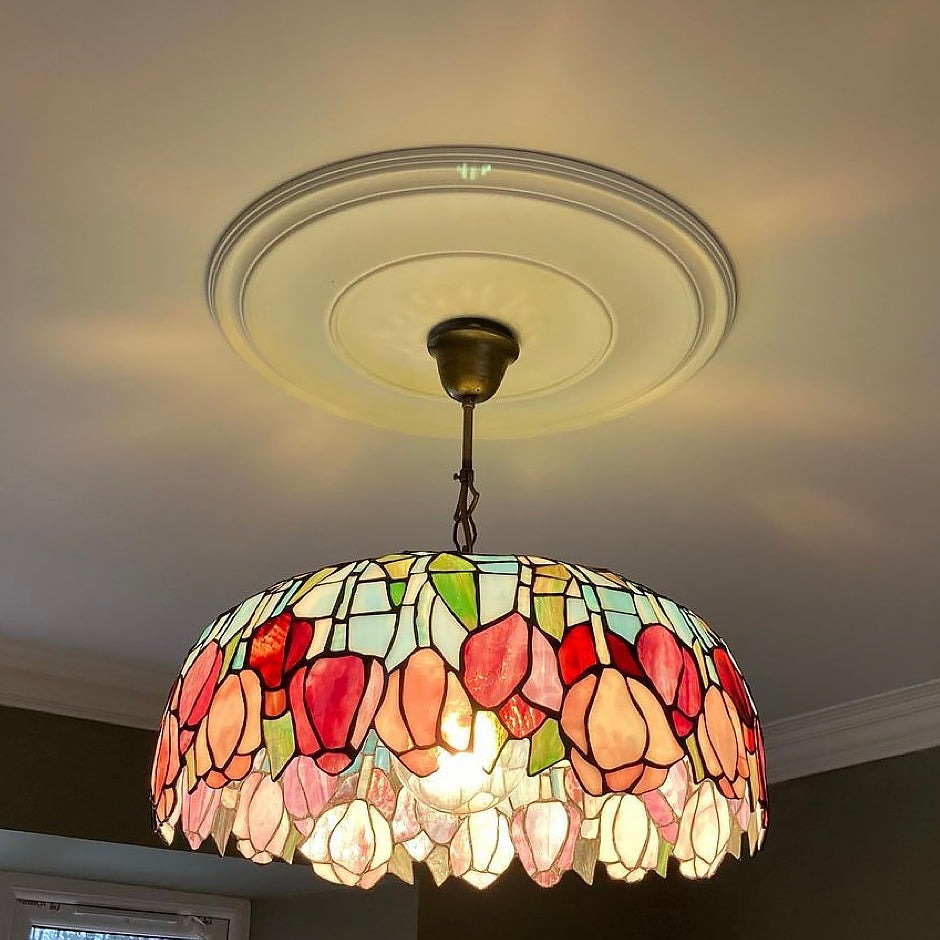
left=1, top=634, right=938, bottom=781
left=764, top=678, right=940, bottom=782
left=0, top=635, right=170, bottom=730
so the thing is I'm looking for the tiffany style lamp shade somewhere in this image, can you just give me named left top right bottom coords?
left=152, top=320, right=767, bottom=889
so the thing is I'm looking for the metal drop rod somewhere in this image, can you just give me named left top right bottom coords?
left=452, top=400, right=480, bottom=553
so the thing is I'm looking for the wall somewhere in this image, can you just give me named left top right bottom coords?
left=418, top=745, right=940, bottom=938
left=2, top=706, right=938, bottom=936
left=0, top=706, right=158, bottom=847
left=251, top=884, right=417, bottom=940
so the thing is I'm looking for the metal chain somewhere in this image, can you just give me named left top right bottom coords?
left=452, top=401, right=480, bottom=553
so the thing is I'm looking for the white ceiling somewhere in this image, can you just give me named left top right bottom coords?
left=2, top=0, right=938, bottom=727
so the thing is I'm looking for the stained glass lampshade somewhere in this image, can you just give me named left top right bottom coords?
left=152, top=552, right=767, bottom=888
left=154, top=298, right=767, bottom=889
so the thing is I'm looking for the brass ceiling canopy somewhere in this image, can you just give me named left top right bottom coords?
left=427, top=317, right=520, bottom=405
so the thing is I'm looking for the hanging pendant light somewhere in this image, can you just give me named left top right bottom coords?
left=152, top=310, right=767, bottom=889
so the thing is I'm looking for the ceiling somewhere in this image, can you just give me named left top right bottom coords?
left=1, top=0, right=938, bottom=730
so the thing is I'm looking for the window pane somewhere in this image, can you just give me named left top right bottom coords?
left=30, top=930, right=170, bottom=940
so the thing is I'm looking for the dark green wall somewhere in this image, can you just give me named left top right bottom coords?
left=252, top=885, right=418, bottom=940
left=418, top=746, right=940, bottom=938
left=0, top=706, right=160, bottom=847
left=2, top=705, right=938, bottom=935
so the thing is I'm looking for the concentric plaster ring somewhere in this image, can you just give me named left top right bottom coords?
left=207, top=147, right=736, bottom=438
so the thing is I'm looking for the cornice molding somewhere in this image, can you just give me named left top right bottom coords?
left=764, top=678, right=940, bottom=781
left=0, top=635, right=170, bottom=730
left=1, top=635, right=937, bottom=781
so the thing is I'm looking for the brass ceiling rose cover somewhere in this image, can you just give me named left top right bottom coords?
left=207, top=147, right=736, bottom=437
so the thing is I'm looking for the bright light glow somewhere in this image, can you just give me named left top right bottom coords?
left=398, top=711, right=528, bottom=815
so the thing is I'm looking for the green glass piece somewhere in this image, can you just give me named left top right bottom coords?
left=390, top=580, right=406, bottom=606
left=263, top=713, right=296, bottom=778
left=686, top=734, right=706, bottom=783
left=572, top=837, right=598, bottom=884
left=281, top=825, right=304, bottom=863
left=220, top=634, right=240, bottom=674
left=429, top=552, right=475, bottom=572
left=655, top=837, right=671, bottom=877
left=528, top=718, right=565, bottom=775
left=388, top=844, right=415, bottom=884
left=534, top=594, right=565, bottom=640
left=431, top=572, right=478, bottom=629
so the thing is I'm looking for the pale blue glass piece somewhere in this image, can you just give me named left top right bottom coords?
left=705, top=655, right=719, bottom=684
left=353, top=559, right=369, bottom=573
left=416, top=582, right=433, bottom=646
left=606, top=611, right=642, bottom=643
left=633, top=593, right=658, bottom=624
left=582, top=584, right=600, bottom=612
left=479, top=573, right=518, bottom=625
left=478, top=562, right=519, bottom=574
left=387, top=606, right=417, bottom=669
left=335, top=578, right=356, bottom=620
left=272, top=579, right=303, bottom=616
left=292, top=580, right=343, bottom=619
left=374, top=744, right=392, bottom=772
left=661, top=597, right=695, bottom=646
left=566, top=597, right=588, bottom=623
left=249, top=591, right=283, bottom=628
left=584, top=568, right=619, bottom=587
left=231, top=642, right=247, bottom=670
left=688, top=610, right=717, bottom=649
left=330, top=621, right=348, bottom=651
left=572, top=565, right=611, bottom=587
left=195, top=619, right=216, bottom=648
left=322, top=561, right=356, bottom=584
left=361, top=729, right=379, bottom=755
left=469, top=554, right=517, bottom=563
left=351, top=580, right=391, bottom=614
left=348, top=613, right=396, bottom=657
left=402, top=572, right=426, bottom=605
left=430, top=598, right=466, bottom=668
left=346, top=751, right=364, bottom=774
left=597, top=587, right=637, bottom=614
left=220, top=592, right=264, bottom=644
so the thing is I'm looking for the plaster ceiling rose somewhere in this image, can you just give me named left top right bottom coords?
left=207, top=147, right=736, bottom=437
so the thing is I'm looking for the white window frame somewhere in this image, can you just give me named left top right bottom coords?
left=0, top=873, right=249, bottom=940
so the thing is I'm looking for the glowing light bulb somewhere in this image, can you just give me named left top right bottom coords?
left=395, top=711, right=528, bottom=815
